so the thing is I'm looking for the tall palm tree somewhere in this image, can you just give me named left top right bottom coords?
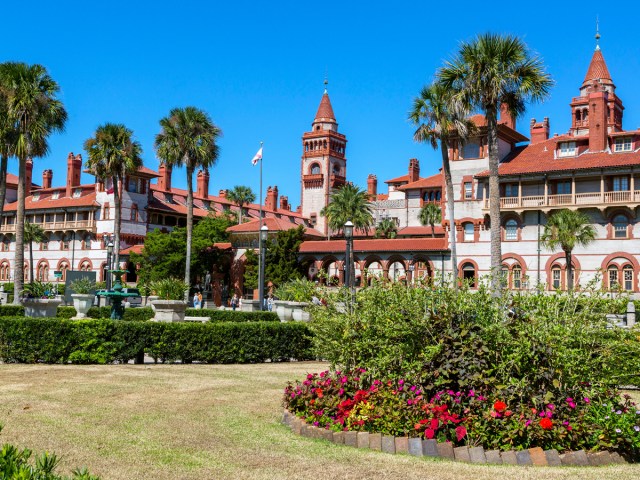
left=84, top=123, right=143, bottom=274
left=438, top=33, right=553, bottom=293
left=0, top=62, right=67, bottom=303
left=540, top=209, right=595, bottom=291
left=155, top=107, right=221, bottom=287
left=419, top=202, right=442, bottom=238
left=0, top=91, right=14, bottom=216
left=321, top=183, right=374, bottom=235
left=374, top=217, right=398, bottom=239
left=226, top=185, right=255, bottom=224
left=410, top=82, right=474, bottom=276
left=24, top=220, right=46, bottom=282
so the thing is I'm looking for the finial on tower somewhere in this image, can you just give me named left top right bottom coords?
left=595, top=16, right=601, bottom=51
left=323, top=78, right=328, bottom=94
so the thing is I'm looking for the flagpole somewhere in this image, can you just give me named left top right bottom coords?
left=258, top=141, right=264, bottom=310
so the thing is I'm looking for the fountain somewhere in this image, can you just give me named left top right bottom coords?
left=96, top=270, right=139, bottom=319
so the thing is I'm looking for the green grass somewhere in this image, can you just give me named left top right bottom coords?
left=0, top=362, right=638, bottom=479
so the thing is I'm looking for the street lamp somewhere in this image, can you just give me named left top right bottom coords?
left=258, top=225, right=268, bottom=311
left=344, top=221, right=354, bottom=290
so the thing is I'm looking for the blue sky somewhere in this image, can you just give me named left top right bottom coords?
left=4, top=1, right=639, bottom=208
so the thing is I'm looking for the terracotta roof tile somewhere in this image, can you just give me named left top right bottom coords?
left=4, top=191, right=99, bottom=211
left=299, top=237, right=447, bottom=254
left=397, top=173, right=443, bottom=191
left=227, top=217, right=323, bottom=237
left=583, top=49, right=612, bottom=85
left=120, top=245, right=144, bottom=255
left=385, top=174, right=410, bottom=184
left=314, top=93, right=336, bottom=123
left=397, top=225, right=445, bottom=236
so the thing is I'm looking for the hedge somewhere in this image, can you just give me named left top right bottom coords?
left=0, top=305, right=25, bottom=316
left=184, top=308, right=279, bottom=322
left=86, top=306, right=155, bottom=321
left=56, top=306, right=77, bottom=319
left=0, top=317, right=314, bottom=364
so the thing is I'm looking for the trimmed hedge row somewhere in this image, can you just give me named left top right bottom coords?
left=0, top=317, right=314, bottom=364
left=184, top=308, right=279, bottom=322
left=86, top=306, right=155, bottom=321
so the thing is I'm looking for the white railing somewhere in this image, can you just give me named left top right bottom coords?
left=483, top=189, right=639, bottom=210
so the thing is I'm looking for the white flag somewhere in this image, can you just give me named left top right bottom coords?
left=251, top=147, right=263, bottom=166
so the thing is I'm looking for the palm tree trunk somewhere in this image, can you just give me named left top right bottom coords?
left=29, top=240, right=34, bottom=283
left=238, top=203, right=243, bottom=224
left=113, top=175, right=121, bottom=272
left=441, top=140, right=457, bottom=289
left=486, top=107, right=502, bottom=295
left=565, top=250, right=573, bottom=291
left=13, top=156, right=25, bottom=303
left=185, top=165, right=194, bottom=288
left=0, top=155, right=8, bottom=214
left=430, top=223, right=435, bottom=238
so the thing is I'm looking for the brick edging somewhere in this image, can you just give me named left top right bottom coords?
left=282, top=410, right=630, bottom=466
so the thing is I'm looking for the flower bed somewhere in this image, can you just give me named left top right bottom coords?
left=283, top=369, right=640, bottom=461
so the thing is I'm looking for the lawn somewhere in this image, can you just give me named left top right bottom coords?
left=0, top=362, right=638, bottom=480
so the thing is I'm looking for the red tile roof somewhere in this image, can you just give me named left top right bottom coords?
left=583, top=49, right=612, bottom=85
left=227, top=217, right=324, bottom=237
left=120, top=244, right=144, bottom=255
left=4, top=191, right=99, bottom=211
left=212, top=242, right=232, bottom=250
left=314, top=93, right=336, bottom=122
left=397, top=225, right=445, bottom=236
left=299, top=237, right=447, bottom=254
left=397, top=173, right=443, bottom=191
left=385, top=174, right=411, bottom=184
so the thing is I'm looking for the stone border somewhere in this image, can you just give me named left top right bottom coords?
left=282, top=410, right=630, bottom=466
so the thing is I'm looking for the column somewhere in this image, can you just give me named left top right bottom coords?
left=600, top=175, right=605, bottom=203
left=518, top=180, right=522, bottom=207
left=544, top=177, right=548, bottom=205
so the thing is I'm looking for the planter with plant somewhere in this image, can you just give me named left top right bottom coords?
left=150, top=278, right=189, bottom=322
left=69, top=277, right=97, bottom=318
left=275, top=279, right=318, bottom=321
left=23, top=281, right=62, bottom=318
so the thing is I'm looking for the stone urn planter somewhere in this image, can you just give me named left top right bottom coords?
left=151, top=300, right=187, bottom=322
left=71, top=294, right=94, bottom=319
left=147, top=295, right=159, bottom=311
left=274, top=300, right=288, bottom=321
left=240, top=299, right=261, bottom=312
left=290, top=301, right=311, bottom=321
left=23, top=298, right=62, bottom=318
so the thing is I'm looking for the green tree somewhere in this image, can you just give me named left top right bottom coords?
left=84, top=123, right=143, bottom=273
left=540, top=209, right=596, bottom=290
left=418, top=202, right=442, bottom=238
left=242, top=249, right=259, bottom=291
left=24, top=220, right=46, bottom=283
left=410, top=83, right=475, bottom=276
left=0, top=88, right=15, bottom=216
left=374, top=218, right=398, bottom=239
left=0, top=62, right=67, bottom=303
left=226, top=185, right=255, bottom=224
left=321, top=183, right=374, bottom=235
left=438, top=33, right=553, bottom=293
left=155, top=107, right=221, bottom=289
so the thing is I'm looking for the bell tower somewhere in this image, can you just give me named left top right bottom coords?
left=300, top=81, right=347, bottom=235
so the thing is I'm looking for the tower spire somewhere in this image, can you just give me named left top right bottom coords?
left=324, top=77, right=328, bottom=94
left=595, top=16, right=601, bottom=51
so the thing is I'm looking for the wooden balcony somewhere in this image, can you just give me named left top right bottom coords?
left=483, top=190, right=640, bottom=211
left=0, top=219, right=96, bottom=233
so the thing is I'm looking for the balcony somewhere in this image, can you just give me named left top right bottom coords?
left=0, top=219, right=96, bottom=233
left=302, top=174, right=324, bottom=189
left=483, top=190, right=640, bottom=211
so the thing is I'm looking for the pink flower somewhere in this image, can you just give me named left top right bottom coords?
left=583, top=397, right=590, bottom=403
left=468, top=390, right=475, bottom=397
left=338, top=388, right=345, bottom=396
left=455, top=426, right=467, bottom=441
left=525, top=420, right=532, bottom=427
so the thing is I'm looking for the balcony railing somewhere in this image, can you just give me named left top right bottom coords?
left=0, top=219, right=96, bottom=233
left=483, top=190, right=640, bottom=210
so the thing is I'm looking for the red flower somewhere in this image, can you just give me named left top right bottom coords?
left=455, top=426, right=467, bottom=441
left=539, top=418, right=553, bottom=430
left=424, top=428, right=435, bottom=439
left=315, top=388, right=323, bottom=398
left=493, top=401, right=507, bottom=412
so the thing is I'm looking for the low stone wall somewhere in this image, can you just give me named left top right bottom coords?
left=282, top=410, right=630, bottom=466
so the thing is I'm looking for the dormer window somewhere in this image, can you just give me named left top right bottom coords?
left=32, top=193, right=40, bottom=201
left=51, top=191, right=60, bottom=200
left=558, top=142, right=576, bottom=157
left=462, top=142, right=480, bottom=159
left=614, top=137, right=632, bottom=152
left=164, top=193, right=173, bottom=203
left=73, top=188, right=82, bottom=198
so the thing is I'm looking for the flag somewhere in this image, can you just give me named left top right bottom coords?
left=251, top=147, right=263, bottom=166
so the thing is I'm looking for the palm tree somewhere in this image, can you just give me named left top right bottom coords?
left=155, top=107, right=221, bottom=287
left=419, top=202, right=442, bottom=238
left=24, top=220, right=46, bottom=282
left=375, top=217, right=397, bottom=239
left=410, top=82, right=474, bottom=276
left=0, top=91, right=14, bottom=216
left=226, top=185, right=255, bottom=224
left=321, top=183, right=374, bottom=235
left=540, top=209, right=595, bottom=291
left=438, top=33, right=553, bottom=293
left=84, top=123, right=143, bottom=275
left=0, top=62, right=67, bottom=303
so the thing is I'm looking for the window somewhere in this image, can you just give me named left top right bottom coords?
left=505, top=219, right=518, bottom=240
left=32, top=192, right=40, bottom=201
left=131, top=205, right=138, bottom=222
left=41, top=238, right=49, bottom=251
left=613, top=214, right=629, bottom=238
left=559, top=142, right=576, bottom=157
left=556, top=181, right=571, bottom=195
left=310, top=164, right=321, bottom=175
left=461, top=263, right=476, bottom=287
left=504, top=184, right=519, bottom=198
left=73, top=188, right=82, bottom=198
left=500, top=265, right=509, bottom=289
left=0, top=262, right=10, bottom=281
left=462, top=142, right=480, bottom=159
left=623, top=266, right=633, bottom=291
left=512, top=265, right=522, bottom=289
left=552, top=267, right=561, bottom=289
left=464, top=182, right=473, bottom=199
left=608, top=267, right=619, bottom=290
left=82, top=234, right=92, bottom=250
left=51, top=191, right=60, bottom=200
left=463, top=223, right=474, bottom=242
left=61, top=235, right=70, bottom=251
left=332, top=164, right=341, bottom=175
left=59, top=262, right=69, bottom=281
left=1, top=239, right=9, bottom=252
left=104, top=205, right=110, bottom=220
left=128, top=178, right=138, bottom=193
left=614, top=137, right=632, bottom=152
left=612, top=176, right=629, bottom=192
left=79, top=261, right=91, bottom=272
left=37, top=263, right=48, bottom=281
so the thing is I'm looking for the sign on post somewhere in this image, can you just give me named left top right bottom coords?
left=54, top=271, right=63, bottom=279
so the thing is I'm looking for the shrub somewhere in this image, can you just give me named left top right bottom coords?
left=0, top=282, right=14, bottom=293
left=57, top=306, right=77, bottom=319
left=0, top=317, right=313, bottom=364
left=86, top=306, right=154, bottom=321
left=23, top=281, right=56, bottom=299
left=0, top=305, right=25, bottom=317
left=151, top=278, right=188, bottom=300
left=275, top=278, right=319, bottom=302
left=184, top=308, right=279, bottom=322
left=69, top=277, right=96, bottom=294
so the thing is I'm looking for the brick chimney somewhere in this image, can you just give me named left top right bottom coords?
left=529, top=117, right=550, bottom=144
left=500, top=103, right=516, bottom=130
left=219, top=189, right=227, bottom=198
left=588, top=85, right=609, bottom=152
left=279, top=195, right=290, bottom=211
left=408, top=158, right=420, bottom=183
left=367, top=174, right=378, bottom=197
left=66, top=152, right=82, bottom=197
left=26, top=158, right=33, bottom=196
left=157, top=163, right=172, bottom=192
left=42, top=169, right=53, bottom=189
left=296, top=205, right=302, bottom=213
left=196, top=169, right=209, bottom=199
left=265, top=185, right=278, bottom=211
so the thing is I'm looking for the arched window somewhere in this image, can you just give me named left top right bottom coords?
left=58, top=262, right=69, bottom=281
left=623, top=265, right=634, bottom=291
left=79, top=261, right=92, bottom=272
left=612, top=214, right=629, bottom=238
left=37, top=262, right=49, bottom=281
left=608, top=266, right=619, bottom=290
left=512, top=265, right=522, bottom=289
left=463, top=223, right=474, bottom=242
left=551, top=266, right=562, bottom=290
left=505, top=219, right=518, bottom=241
left=462, top=142, right=480, bottom=159
left=310, top=163, right=320, bottom=175
left=332, top=164, right=340, bottom=175
left=500, top=265, right=509, bottom=289
left=0, top=262, right=10, bottom=281
left=461, top=262, right=476, bottom=287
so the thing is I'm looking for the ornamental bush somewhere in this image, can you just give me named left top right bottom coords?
left=0, top=304, right=25, bottom=317
left=184, top=308, right=279, bottom=322
left=57, top=306, right=77, bottom=318
left=86, top=306, right=154, bottom=321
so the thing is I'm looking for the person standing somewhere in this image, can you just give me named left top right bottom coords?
left=231, top=293, right=239, bottom=311
left=267, top=294, right=274, bottom=312
left=193, top=292, right=201, bottom=309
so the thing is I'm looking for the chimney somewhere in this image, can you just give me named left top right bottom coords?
left=219, top=189, right=227, bottom=198
left=26, top=158, right=33, bottom=196
left=279, top=195, right=290, bottom=211
left=265, top=185, right=278, bottom=211
left=367, top=174, right=378, bottom=197
left=296, top=205, right=302, bottom=213
left=588, top=89, right=609, bottom=152
left=158, top=163, right=172, bottom=192
left=500, top=103, right=516, bottom=130
left=42, top=169, right=53, bottom=189
left=65, top=152, right=82, bottom=197
left=408, top=158, right=420, bottom=183
left=529, top=117, right=550, bottom=144
left=196, top=169, right=209, bottom=199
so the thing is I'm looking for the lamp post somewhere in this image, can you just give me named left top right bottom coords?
left=258, top=225, right=268, bottom=311
left=344, top=221, right=354, bottom=290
